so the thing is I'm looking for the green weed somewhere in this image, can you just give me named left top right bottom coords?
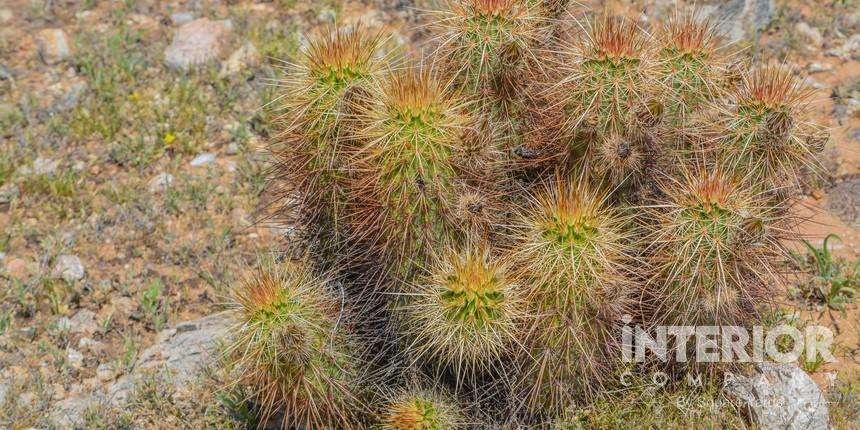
left=790, top=234, right=858, bottom=315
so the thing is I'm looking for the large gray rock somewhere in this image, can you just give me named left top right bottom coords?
left=48, top=314, right=231, bottom=428
left=702, top=0, right=775, bottom=43
left=724, top=362, right=829, bottom=430
left=164, top=18, right=233, bottom=70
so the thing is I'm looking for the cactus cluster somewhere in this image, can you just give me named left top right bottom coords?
left=228, top=1, right=827, bottom=427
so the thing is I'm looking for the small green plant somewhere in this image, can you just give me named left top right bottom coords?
left=140, top=279, right=168, bottom=331
left=0, top=309, right=11, bottom=335
left=790, top=234, right=858, bottom=315
left=41, top=279, right=71, bottom=315
left=21, top=171, right=78, bottom=199
left=0, top=153, right=14, bottom=187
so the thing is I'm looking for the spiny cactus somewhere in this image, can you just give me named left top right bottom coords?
left=249, top=3, right=829, bottom=427
left=376, top=386, right=465, bottom=429
left=655, top=12, right=726, bottom=121
left=349, top=66, right=475, bottom=279
left=508, top=174, right=634, bottom=414
left=516, top=14, right=661, bottom=188
left=714, top=64, right=826, bottom=188
left=434, top=0, right=542, bottom=100
left=272, top=25, right=385, bottom=241
left=643, top=163, right=783, bottom=327
left=225, top=261, right=362, bottom=428
left=399, top=244, right=523, bottom=374
left=553, top=15, right=655, bottom=140
left=509, top=173, right=634, bottom=310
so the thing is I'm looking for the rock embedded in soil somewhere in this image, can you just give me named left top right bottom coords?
left=0, top=9, right=12, bottom=24
left=69, top=309, right=99, bottom=335
left=794, top=22, right=823, bottom=48
left=219, top=41, right=260, bottom=78
left=164, top=18, right=233, bottom=70
left=724, top=362, right=828, bottom=430
left=35, top=28, right=73, bottom=64
left=66, top=348, right=84, bottom=369
left=170, top=12, right=194, bottom=25
left=3, top=257, right=29, bottom=279
left=0, top=183, right=19, bottom=205
left=826, top=178, right=860, bottom=227
left=47, top=314, right=231, bottom=427
left=48, top=78, right=88, bottom=113
left=19, top=157, right=59, bottom=176
left=806, top=62, right=833, bottom=73
left=827, top=34, right=860, bottom=59
left=148, top=172, right=174, bottom=192
left=51, top=254, right=85, bottom=282
left=189, top=152, right=216, bottom=167
left=702, top=0, right=775, bottom=42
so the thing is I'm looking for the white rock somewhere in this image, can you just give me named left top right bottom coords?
left=845, top=11, right=860, bottom=29
left=724, top=362, right=828, bottom=430
left=56, top=316, right=72, bottom=332
left=108, top=314, right=229, bottom=402
left=794, top=22, right=823, bottom=48
left=0, top=9, right=13, bottom=24
left=806, top=62, right=833, bottom=73
left=827, top=34, right=860, bottom=58
left=35, top=28, right=73, bottom=64
left=66, top=348, right=84, bottom=369
left=77, top=337, right=100, bottom=351
left=189, top=152, right=216, bottom=167
left=35, top=157, right=59, bottom=175
left=0, top=184, right=18, bottom=204
left=802, top=77, right=826, bottom=90
left=50, top=395, right=95, bottom=428
left=51, top=254, right=85, bottom=283
left=48, top=314, right=230, bottom=424
left=48, top=78, right=88, bottom=112
left=69, top=309, right=99, bottom=335
left=148, top=172, right=174, bottom=192
left=219, top=42, right=260, bottom=78
left=96, top=363, right=116, bottom=382
left=164, top=18, right=232, bottom=70
left=21, top=157, right=59, bottom=176
left=170, top=12, right=194, bottom=25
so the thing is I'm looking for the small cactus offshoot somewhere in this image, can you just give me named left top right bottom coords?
left=400, top=245, right=523, bottom=373
left=644, top=163, right=783, bottom=327
left=225, top=262, right=361, bottom=428
left=716, top=64, right=825, bottom=187
left=272, top=24, right=385, bottom=240
left=377, top=387, right=465, bottom=430
left=508, top=174, right=634, bottom=414
left=350, top=66, right=474, bottom=279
